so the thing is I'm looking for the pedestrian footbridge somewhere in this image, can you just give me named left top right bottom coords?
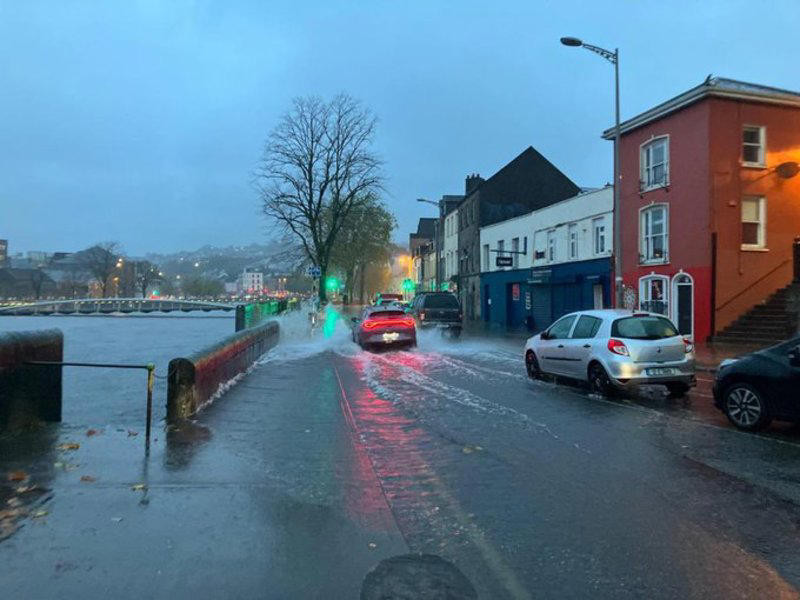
left=0, top=298, right=237, bottom=316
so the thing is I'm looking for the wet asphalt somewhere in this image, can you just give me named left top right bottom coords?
left=2, top=317, right=800, bottom=599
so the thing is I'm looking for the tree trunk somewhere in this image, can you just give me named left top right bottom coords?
left=318, top=263, right=327, bottom=302
left=358, top=261, right=366, bottom=305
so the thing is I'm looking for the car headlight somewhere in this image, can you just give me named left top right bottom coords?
left=718, top=358, right=738, bottom=370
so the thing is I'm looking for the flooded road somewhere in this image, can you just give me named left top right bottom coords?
left=3, top=309, right=800, bottom=598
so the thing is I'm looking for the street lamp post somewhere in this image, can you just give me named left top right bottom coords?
left=416, top=198, right=441, bottom=290
left=561, top=36, right=622, bottom=308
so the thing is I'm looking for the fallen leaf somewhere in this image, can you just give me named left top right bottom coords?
left=127, top=430, right=138, bottom=437
left=111, top=517, right=123, bottom=523
left=7, top=471, right=27, bottom=482
left=53, top=462, right=64, bottom=469
left=80, top=475, right=96, bottom=483
left=56, top=443, right=80, bottom=451
left=0, top=508, right=23, bottom=520
left=85, top=429, right=100, bottom=437
left=474, top=446, right=484, bottom=451
left=32, top=509, right=48, bottom=518
left=368, top=542, right=377, bottom=549
left=6, top=498, right=21, bottom=507
left=461, top=446, right=474, bottom=454
left=15, top=485, right=37, bottom=494
left=130, top=483, right=147, bottom=491
left=64, top=463, right=79, bottom=472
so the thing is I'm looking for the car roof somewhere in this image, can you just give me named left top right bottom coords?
left=560, top=309, right=667, bottom=320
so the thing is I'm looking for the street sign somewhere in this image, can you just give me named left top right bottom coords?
left=496, top=256, right=513, bottom=267
left=306, top=266, right=322, bottom=278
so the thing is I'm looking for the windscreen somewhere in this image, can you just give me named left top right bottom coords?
left=611, top=316, right=678, bottom=340
left=423, top=294, right=459, bottom=309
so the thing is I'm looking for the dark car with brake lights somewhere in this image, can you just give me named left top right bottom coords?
left=712, top=336, right=800, bottom=431
left=409, top=292, right=462, bottom=338
left=351, top=306, right=417, bottom=349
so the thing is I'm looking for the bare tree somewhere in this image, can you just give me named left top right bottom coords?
left=79, top=242, right=121, bottom=298
left=134, top=261, right=162, bottom=298
left=255, top=94, right=383, bottom=301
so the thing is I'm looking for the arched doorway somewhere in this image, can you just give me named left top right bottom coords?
left=671, top=272, right=694, bottom=338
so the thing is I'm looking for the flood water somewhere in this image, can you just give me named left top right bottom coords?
left=0, top=314, right=234, bottom=427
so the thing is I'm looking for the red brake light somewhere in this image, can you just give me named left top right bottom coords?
left=363, top=317, right=415, bottom=330
left=607, top=338, right=629, bottom=356
left=683, top=337, right=694, bottom=353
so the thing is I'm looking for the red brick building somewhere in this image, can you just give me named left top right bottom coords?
left=605, top=77, right=800, bottom=343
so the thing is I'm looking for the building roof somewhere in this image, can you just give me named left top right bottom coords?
left=413, top=217, right=437, bottom=239
left=462, top=146, right=580, bottom=227
left=602, top=76, right=800, bottom=139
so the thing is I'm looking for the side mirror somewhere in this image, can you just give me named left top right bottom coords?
left=540, top=331, right=550, bottom=341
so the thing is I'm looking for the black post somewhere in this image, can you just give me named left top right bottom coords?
left=235, top=304, right=246, bottom=332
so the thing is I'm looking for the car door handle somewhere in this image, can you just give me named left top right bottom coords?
left=583, top=344, right=591, bottom=348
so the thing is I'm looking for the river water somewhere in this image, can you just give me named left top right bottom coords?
left=0, top=314, right=234, bottom=427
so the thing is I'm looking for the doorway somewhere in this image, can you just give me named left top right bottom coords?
left=672, top=273, right=693, bottom=338
left=593, top=284, right=604, bottom=309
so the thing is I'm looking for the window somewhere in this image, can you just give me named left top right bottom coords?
left=741, top=196, right=766, bottom=249
left=742, top=126, right=766, bottom=166
left=568, top=224, right=578, bottom=259
left=640, top=205, right=668, bottom=263
left=641, top=137, right=669, bottom=190
left=639, top=275, right=669, bottom=315
left=482, top=244, right=489, bottom=271
left=592, top=218, right=606, bottom=255
left=611, top=316, right=677, bottom=339
left=511, top=237, right=519, bottom=268
left=547, top=230, right=556, bottom=262
left=570, top=315, right=602, bottom=339
left=547, top=314, right=577, bottom=339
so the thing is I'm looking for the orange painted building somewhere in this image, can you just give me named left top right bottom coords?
left=604, top=77, right=800, bottom=342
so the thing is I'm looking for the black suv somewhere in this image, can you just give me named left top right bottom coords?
left=409, top=292, right=462, bottom=337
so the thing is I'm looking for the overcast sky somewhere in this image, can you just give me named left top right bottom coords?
left=3, top=0, right=799, bottom=255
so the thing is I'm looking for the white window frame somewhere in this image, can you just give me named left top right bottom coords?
left=639, top=274, right=670, bottom=316
left=482, top=244, right=489, bottom=271
left=640, top=135, right=670, bottom=191
left=639, top=203, right=669, bottom=264
left=568, top=224, right=578, bottom=260
left=547, top=230, right=556, bottom=263
left=511, top=237, right=519, bottom=268
left=741, top=196, right=767, bottom=250
left=592, top=218, right=606, bottom=256
left=742, top=125, right=766, bottom=168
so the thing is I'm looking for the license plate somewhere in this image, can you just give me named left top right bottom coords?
left=646, top=367, right=677, bottom=376
left=382, top=332, right=400, bottom=342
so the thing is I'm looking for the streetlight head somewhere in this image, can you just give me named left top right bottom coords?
left=416, top=198, right=427, bottom=203
left=560, top=36, right=583, bottom=47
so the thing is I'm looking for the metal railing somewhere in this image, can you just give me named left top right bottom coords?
left=24, top=360, right=155, bottom=448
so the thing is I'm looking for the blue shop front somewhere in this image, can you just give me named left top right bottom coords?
left=479, top=257, right=612, bottom=333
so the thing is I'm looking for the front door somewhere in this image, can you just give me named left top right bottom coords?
left=673, top=274, right=693, bottom=337
left=593, top=284, right=604, bottom=309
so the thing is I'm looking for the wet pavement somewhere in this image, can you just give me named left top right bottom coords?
left=3, top=312, right=800, bottom=598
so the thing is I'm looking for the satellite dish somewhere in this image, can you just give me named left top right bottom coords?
left=776, top=161, right=800, bottom=179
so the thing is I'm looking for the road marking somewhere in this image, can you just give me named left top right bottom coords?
left=334, top=364, right=533, bottom=600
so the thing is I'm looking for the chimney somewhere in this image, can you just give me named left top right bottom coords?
left=465, top=173, right=484, bottom=195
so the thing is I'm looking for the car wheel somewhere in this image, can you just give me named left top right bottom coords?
left=525, top=351, right=542, bottom=380
left=666, top=382, right=690, bottom=398
left=723, top=383, right=771, bottom=431
left=589, top=363, right=615, bottom=396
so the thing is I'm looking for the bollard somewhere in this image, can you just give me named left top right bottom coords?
left=145, top=363, right=155, bottom=447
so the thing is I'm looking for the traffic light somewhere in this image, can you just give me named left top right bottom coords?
left=402, top=278, right=414, bottom=292
left=325, top=276, right=339, bottom=291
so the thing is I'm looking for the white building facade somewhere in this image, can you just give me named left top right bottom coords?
left=443, top=207, right=459, bottom=282
left=478, top=186, right=614, bottom=331
left=238, top=268, right=264, bottom=294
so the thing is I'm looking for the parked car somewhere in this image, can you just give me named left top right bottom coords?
left=373, top=292, right=404, bottom=306
left=712, top=336, right=800, bottom=431
left=409, top=292, right=462, bottom=338
left=351, top=306, right=416, bottom=350
left=524, top=309, right=696, bottom=396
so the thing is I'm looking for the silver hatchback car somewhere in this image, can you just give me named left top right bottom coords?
left=524, top=309, right=696, bottom=397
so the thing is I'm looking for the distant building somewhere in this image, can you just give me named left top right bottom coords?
left=0, top=268, right=57, bottom=300
left=0, top=239, right=7, bottom=268
left=239, top=268, right=264, bottom=294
